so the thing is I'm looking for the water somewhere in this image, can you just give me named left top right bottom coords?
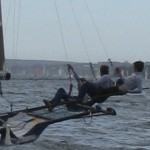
left=0, top=79, right=150, bottom=150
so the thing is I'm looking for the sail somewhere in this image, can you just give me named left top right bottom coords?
left=0, top=0, right=4, bottom=71
left=0, top=103, right=116, bottom=145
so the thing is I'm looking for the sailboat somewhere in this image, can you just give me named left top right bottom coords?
left=0, top=1, right=118, bottom=146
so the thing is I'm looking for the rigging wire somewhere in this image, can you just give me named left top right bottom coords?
left=53, top=0, right=73, bottom=85
left=4, top=0, right=12, bottom=35
left=83, top=0, right=113, bottom=67
left=53, top=0, right=69, bottom=61
left=12, top=0, right=21, bottom=61
left=67, top=66, right=72, bottom=85
left=69, top=0, right=90, bottom=62
left=83, top=112, right=93, bottom=125
left=4, top=0, right=21, bottom=61
left=69, top=0, right=96, bottom=80
left=12, top=0, right=16, bottom=59
left=14, top=0, right=22, bottom=60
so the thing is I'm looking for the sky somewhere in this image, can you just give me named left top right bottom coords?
left=1, top=0, right=150, bottom=63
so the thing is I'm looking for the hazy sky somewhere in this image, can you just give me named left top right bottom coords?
left=2, top=0, right=150, bottom=63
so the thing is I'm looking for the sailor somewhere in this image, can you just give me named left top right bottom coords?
left=44, top=64, right=125, bottom=110
left=43, top=64, right=86, bottom=111
left=76, top=65, right=123, bottom=105
left=115, top=60, right=144, bottom=93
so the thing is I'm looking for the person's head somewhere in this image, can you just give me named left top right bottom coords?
left=133, top=61, right=144, bottom=72
left=100, top=65, right=109, bottom=76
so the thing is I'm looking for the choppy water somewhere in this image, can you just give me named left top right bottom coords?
left=0, top=79, right=150, bottom=150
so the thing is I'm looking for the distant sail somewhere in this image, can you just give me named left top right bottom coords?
left=0, top=1, right=5, bottom=71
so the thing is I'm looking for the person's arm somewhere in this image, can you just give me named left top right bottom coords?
left=128, top=78, right=142, bottom=93
left=68, top=83, right=73, bottom=96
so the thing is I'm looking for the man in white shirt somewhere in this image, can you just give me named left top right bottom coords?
left=116, top=61, right=144, bottom=93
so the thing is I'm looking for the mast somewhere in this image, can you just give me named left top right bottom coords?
left=0, top=1, right=11, bottom=80
left=0, top=0, right=4, bottom=71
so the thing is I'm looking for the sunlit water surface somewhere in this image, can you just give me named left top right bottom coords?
left=0, top=79, right=150, bottom=150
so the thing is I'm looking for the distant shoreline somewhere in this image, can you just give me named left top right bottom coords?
left=5, top=59, right=150, bottom=79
